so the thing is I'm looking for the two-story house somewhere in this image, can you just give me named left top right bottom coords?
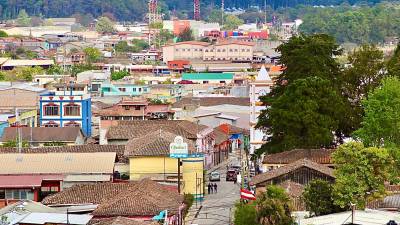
left=101, top=82, right=150, bottom=97
left=39, top=83, right=92, bottom=136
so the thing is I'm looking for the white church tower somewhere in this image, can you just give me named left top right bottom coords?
left=249, top=65, right=273, bottom=155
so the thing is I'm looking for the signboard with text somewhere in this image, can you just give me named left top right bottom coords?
left=170, top=136, right=188, bottom=158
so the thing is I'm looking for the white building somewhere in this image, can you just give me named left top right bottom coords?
left=249, top=66, right=273, bottom=154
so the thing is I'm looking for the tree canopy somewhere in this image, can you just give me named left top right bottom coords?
left=302, top=179, right=342, bottom=217
left=332, top=142, right=391, bottom=209
left=353, top=77, right=400, bottom=147
left=256, top=185, right=294, bottom=225
left=96, top=16, right=115, bottom=33
left=83, top=47, right=102, bottom=64
left=16, top=9, right=31, bottom=27
left=223, top=15, right=244, bottom=30
left=256, top=34, right=349, bottom=154
left=177, top=27, right=194, bottom=42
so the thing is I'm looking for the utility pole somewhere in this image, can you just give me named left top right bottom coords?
left=221, top=0, right=224, bottom=26
left=264, top=0, right=267, bottom=24
left=178, top=158, right=181, bottom=193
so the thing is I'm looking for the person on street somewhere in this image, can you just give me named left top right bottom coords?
left=214, top=183, right=218, bottom=193
left=208, top=183, right=211, bottom=194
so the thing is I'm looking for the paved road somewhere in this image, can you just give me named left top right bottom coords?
left=188, top=155, right=240, bottom=225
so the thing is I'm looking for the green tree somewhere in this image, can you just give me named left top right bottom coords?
left=302, top=179, right=341, bottom=217
left=1, top=140, right=29, bottom=147
left=177, top=27, right=194, bottom=42
left=353, top=77, right=400, bottom=147
left=95, top=16, right=115, bottom=33
left=234, top=201, right=259, bottom=225
left=223, top=15, right=244, bottom=30
left=256, top=77, right=344, bottom=154
left=0, top=71, right=5, bottom=81
left=132, top=39, right=149, bottom=51
left=115, top=41, right=135, bottom=52
left=332, top=142, right=391, bottom=209
left=111, top=70, right=130, bottom=80
left=0, top=30, right=8, bottom=37
left=47, top=64, right=63, bottom=75
left=387, top=43, right=400, bottom=77
left=153, top=29, right=174, bottom=48
left=256, top=185, right=294, bottom=225
left=13, top=66, right=43, bottom=81
left=207, top=9, right=223, bottom=23
left=70, top=64, right=94, bottom=77
left=341, top=44, right=385, bottom=132
left=83, top=47, right=102, bottom=64
left=16, top=9, right=31, bottom=26
left=256, top=34, right=351, bottom=155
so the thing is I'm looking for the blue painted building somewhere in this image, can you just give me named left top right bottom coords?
left=39, top=86, right=92, bottom=137
left=101, top=82, right=150, bottom=97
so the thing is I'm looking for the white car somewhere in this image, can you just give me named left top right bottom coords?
left=209, top=171, right=220, bottom=181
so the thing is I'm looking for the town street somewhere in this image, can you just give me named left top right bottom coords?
left=188, top=154, right=241, bottom=225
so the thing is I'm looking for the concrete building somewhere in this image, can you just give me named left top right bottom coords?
left=39, top=84, right=92, bottom=137
left=101, top=82, right=150, bottom=97
left=162, top=41, right=254, bottom=63
left=181, top=73, right=234, bottom=84
left=249, top=66, right=273, bottom=154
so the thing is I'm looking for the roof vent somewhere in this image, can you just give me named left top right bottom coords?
left=16, top=156, right=23, bottom=162
left=65, top=155, right=73, bottom=161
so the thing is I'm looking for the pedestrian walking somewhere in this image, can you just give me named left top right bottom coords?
left=207, top=183, right=211, bottom=194
left=214, top=183, right=218, bottom=193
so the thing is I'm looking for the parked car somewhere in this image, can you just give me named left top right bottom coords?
left=209, top=171, right=220, bottom=181
left=226, top=169, right=237, bottom=182
left=230, top=165, right=241, bottom=173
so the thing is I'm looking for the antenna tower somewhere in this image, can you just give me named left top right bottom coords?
left=194, top=0, right=200, bottom=21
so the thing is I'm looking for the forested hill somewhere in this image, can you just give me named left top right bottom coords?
left=0, top=0, right=393, bottom=21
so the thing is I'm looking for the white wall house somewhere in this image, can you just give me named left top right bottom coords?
left=249, top=66, right=273, bottom=154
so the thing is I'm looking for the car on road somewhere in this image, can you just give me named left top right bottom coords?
left=209, top=171, right=220, bottom=181
left=226, top=169, right=237, bottom=182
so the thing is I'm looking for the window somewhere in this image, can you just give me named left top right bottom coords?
left=41, top=187, right=50, bottom=192
left=5, top=189, right=34, bottom=200
left=194, top=48, right=198, bottom=51
left=176, top=49, right=179, bottom=52
left=203, top=81, right=209, bottom=84
left=246, top=49, right=250, bottom=52
left=118, top=88, right=126, bottom=92
left=222, top=49, right=226, bottom=52
left=64, top=103, right=80, bottom=116
left=220, top=81, right=226, bottom=84
left=135, top=106, right=141, bottom=110
left=205, top=49, right=209, bottom=52
left=138, top=88, right=142, bottom=92
left=124, top=105, right=130, bottom=110
left=133, top=88, right=136, bottom=92
left=44, top=121, right=59, bottom=127
left=217, top=49, right=221, bottom=52
left=234, top=49, right=238, bottom=52
left=103, top=87, right=111, bottom=92
left=50, top=186, right=59, bottom=192
left=229, top=49, right=233, bottom=52
left=242, top=49, right=245, bottom=52
left=44, top=104, right=59, bottom=116
left=64, top=121, right=80, bottom=127
left=0, top=189, right=4, bottom=199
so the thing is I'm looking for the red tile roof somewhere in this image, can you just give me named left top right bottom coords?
left=172, top=97, right=250, bottom=108
left=252, top=159, right=335, bottom=185
left=125, top=131, right=196, bottom=157
left=262, top=149, right=334, bottom=165
left=106, top=120, right=209, bottom=140
left=43, top=179, right=183, bottom=217
left=89, top=217, right=158, bottom=225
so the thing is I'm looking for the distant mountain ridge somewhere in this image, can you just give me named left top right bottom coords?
left=0, top=0, right=392, bottom=21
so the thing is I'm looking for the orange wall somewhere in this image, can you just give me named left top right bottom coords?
left=173, top=20, right=190, bottom=36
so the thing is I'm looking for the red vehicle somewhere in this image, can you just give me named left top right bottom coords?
left=226, top=169, right=237, bottom=182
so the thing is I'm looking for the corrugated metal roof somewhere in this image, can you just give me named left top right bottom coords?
left=299, top=209, right=400, bottom=225
left=0, top=175, right=63, bottom=188
left=0, top=152, right=116, bottom=175
left=18, top=212, right=93, bottom=225
left=2, top=59, right=54, bottom=67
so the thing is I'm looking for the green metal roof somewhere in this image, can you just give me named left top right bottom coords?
left=182, top=73, right=234, bottom=80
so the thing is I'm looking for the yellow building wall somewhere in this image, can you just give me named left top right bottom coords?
left=8, top=109, right=38, bottom=127
left=129, top=156, right=178, bottom=180
left=182, top=157, right=204, bottom=199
